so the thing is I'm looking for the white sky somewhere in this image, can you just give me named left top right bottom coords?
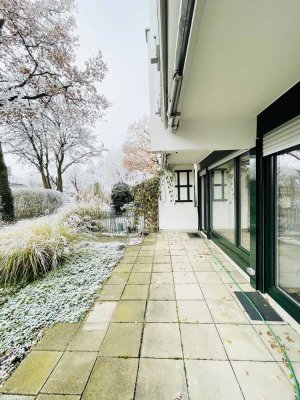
left=5, top=0, right=150, bottom=180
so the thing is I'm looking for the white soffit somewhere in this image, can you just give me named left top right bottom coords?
left=180, top=0, right=300, bottom=121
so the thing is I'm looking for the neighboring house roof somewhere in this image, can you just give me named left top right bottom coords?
left=9, top=175, right=26, bottom=187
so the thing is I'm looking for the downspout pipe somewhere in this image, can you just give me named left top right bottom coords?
left=158, top=0, right=169, bottom=128
left=167, top=0, right=195, bottom=131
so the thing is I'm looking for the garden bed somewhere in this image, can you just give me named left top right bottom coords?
left=0, top=239, right=125, bottom=384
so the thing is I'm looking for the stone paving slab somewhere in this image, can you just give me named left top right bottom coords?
left=2, top=232, right=298, bottom=399
left=148, top=283, right=175, bottom=300
left=121, top=284, right=148, bottom=300
left=37, top=395, right=80, bottom=400
left=232, top=361, right=294, bottom=400
left=181, top=324, right=227, bottom=360
left=0, top=396, right=35, bottom=400
left=98, top=284, right=125, bottom=300
left=67, top=323, right=108, bottom=351
left=111, top=300, right=146, bottom=322
left=82, top=357, right=138, bottom=400
left=146, top=300, right=177, bottom=322
left=99, top=323, right=142, bottom=357
left=1, top=351, right=62, bottom=395
left=177, top=300, right=213, bottom=323
left=141, top=323, right=182, bottom=358
left=135, top=358, right=188, bottom=400
left=41, top=351, right=97, bottom=395
left=35, top=323, right=80, bottom=351
left=185, top=360, right=244, bottom=400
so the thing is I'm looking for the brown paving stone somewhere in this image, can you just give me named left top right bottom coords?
left=135, top=358, right=188, bottom=400
left=35, top=323, right=79, bottom=351
left=41, top=352, right=97, bottom=395
left=82, top=357, right=138, bottom=400
left=127, top=272, right=151, bottom=284
left=99, top=323, right=142, bottom=357
left=121, top=284, right=148, bottom=300
left=98, top=284, right=125, bottom=300
left=111, top=300, right=146, bottom=322
left=1, top=351, right=62, bottom=395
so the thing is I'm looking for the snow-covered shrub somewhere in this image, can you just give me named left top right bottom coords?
left=68, top=202, right=106, bottom=220
left=12, top=188, right=64, bottom=220
left=0, top=214, right=79, bottom=286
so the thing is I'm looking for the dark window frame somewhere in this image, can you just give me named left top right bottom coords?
left=175, top=170, right=193, bottom=202
left=212, top=168, right=227, bottom=201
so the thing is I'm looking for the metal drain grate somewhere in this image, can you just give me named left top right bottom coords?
left=187, top=232, right=202, bottom=239
left=235, top=291, right=283, bottom=321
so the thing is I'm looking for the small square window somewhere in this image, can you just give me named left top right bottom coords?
left=175, top=170, right=193, bottom=202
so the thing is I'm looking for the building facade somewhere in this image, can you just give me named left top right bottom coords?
left=146, top=0, right=300, bottom=322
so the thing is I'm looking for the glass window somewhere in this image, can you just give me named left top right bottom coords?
left=200, top=175, right=206, bottom=231
left=211, top=159, right=235, bottom=242
left=175, top=170, right=193, bottom=202
left=277, top=148, right=300, bottom=304
left=240, top=152, right=250, bottom=251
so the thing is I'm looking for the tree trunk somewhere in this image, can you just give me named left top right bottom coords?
left=0, top=142, right=14, bottom=221
left=56, top=168, right=63, bottom=192
left=40, top=169, right=51, bottom=189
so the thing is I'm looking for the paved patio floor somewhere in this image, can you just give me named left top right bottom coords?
left=1, top=232, right=300, bottom=400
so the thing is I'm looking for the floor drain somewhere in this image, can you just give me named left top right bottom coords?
left=187, top=232, right=202, bottom=239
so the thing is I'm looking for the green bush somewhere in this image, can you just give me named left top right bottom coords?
left=111, top=182, right=133, bottom=213
left=12, top=188, right=64, bottom=220
left=133, top=176, right=160, bottom=232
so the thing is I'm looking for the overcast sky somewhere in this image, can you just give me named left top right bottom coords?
left=6, top=0, right=150, bottom=179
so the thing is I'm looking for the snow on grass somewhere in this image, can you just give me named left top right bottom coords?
left=0, top=240, right=125, bottom=384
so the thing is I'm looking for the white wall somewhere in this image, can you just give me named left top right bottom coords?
left=159, top=164, right=198, bottom=230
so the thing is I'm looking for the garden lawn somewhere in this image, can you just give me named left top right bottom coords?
left=0, top=240, right=125, bottom=384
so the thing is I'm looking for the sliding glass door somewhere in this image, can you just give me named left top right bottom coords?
left=276, top=148, right=300, bottom=304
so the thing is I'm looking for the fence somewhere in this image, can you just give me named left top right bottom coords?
left=278, top=207, right=300, bottom=232
left=99, top=211, right=145, bottom=234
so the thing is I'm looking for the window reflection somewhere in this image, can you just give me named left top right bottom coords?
left=240, top=153, right=250, bottom=251
left=211, top=159, right=235, bottom=242
left=277, top=148, right=300, bottom=304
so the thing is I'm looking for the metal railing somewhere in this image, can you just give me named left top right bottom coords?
left=99, top=211, right=145, bottom=234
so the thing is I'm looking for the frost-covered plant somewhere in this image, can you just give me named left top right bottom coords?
left=12, top=188, right=64, bottom=220
left=0, top=214, right=78, bottom=286
left=67, top=202, right=106, bottom=220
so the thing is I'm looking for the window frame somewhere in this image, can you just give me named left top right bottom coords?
left=211, top=168, right=227, bottom=201
left=175, top=170, right=193, bottom=203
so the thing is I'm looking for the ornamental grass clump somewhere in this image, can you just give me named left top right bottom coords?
left=0, top=216, right=75, bottom=286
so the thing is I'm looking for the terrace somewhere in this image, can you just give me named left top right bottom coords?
left=1, top=232, right=299, bottom=400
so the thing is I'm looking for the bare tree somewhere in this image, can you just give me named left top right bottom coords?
left=123, top=115, right=158, bottom=175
